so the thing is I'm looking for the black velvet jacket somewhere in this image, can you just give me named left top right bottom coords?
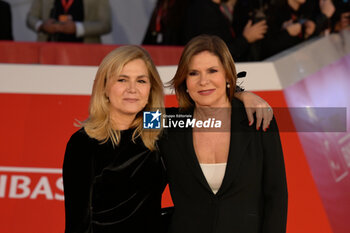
left=63, top=128, right=166, bottom=233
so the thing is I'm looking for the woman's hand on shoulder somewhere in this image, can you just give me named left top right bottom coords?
left=234, top=91, right=273, bottom=131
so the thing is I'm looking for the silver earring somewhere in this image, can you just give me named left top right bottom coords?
left=226, top=83, right=230, bottom=88
left=186, top=89, right=189, bottom=93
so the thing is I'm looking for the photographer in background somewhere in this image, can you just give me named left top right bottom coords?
left=142, top=0, right=189, bottom=46
left=26, top=0, right=111, bottom=43
left=183, top=0, right=268, bottom=61
left=262, top=0, right=319, bottom=59
left=308, top=0, right=335, bottom=35
left=232, top=0, right=270, bottom=60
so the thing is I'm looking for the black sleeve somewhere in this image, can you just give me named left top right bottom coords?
left=0, top=1, right=13, bottom=40
left=262, top=4, right=302, bottom=59
left=63, top=130, right=94, bottom=233
left=227, top=35, right=250, bottom=62
left=262, top=28, right=301, bottom=59
left=261, top=117, right=288, bottom=233
left=142, top=2, right=159, bottom=45
left=313, top=13, right=329, bottom=35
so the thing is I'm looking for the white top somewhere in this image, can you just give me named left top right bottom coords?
left=199, top=163, right=227, bottom=194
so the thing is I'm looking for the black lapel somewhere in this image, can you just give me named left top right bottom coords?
left=184, top=127, right=216, bottom=193
left=177, top=110, right=214, bottom=193
left=216, top=98, right=254, bottom=196
left=177, top=99, right=254, bottom=195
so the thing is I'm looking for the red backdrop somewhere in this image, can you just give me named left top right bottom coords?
left=1, top=41, right=349, bottom=233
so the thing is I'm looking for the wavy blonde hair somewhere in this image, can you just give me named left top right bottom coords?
left=82, top=45, right=164, bottom=151
left=170, top=35, right=237, bottom=110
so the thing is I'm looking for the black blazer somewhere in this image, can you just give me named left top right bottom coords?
left=159, top=98, right=288, bottom=233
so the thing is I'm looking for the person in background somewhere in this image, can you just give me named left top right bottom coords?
left=231, top=0, right=270, bottom=60
left=160, top=35, right=287, bottom=233
left=26, top=0, right=111, bottom=43
left=143, top=0, right=189, bottom=45
left=262, top=0, right=318, bottom=59
left=0, top=0, right=13, bottom=40
left=315, top=0, right=336, bottom=34
left=332, top=0, right=350, bottom=32
left=300, top=0, right=335, bottom=36
left=183, top=0, right=268, bottom=61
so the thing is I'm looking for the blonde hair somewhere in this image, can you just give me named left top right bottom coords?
left=171, top=35, right=237, bottom=110
left=82, top=45, right=164, bottom=151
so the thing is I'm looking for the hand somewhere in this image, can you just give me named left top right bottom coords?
left=284, top=20, right=302, bottom=36
left=56, top=20, right=76, bottom=35
left=334, top=12, right=350, bottom=32
left=40, top=19, right=58, bottom=34
left=234, top=91, right=273, bottom=131
left=243, top=20, right=268, bottom=43
left=304, top=20, right=316, bottom=39
left=319, top=0, right=335, bottom=19
left=340, top=12, right=350, bottom=29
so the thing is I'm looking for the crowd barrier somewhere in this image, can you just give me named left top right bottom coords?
left=1, top=30, right=350, bottom=233
left=0, top=41, right=183, bottom=66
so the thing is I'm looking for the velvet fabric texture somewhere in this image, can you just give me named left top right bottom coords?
left=63, top=128, right=166, bottom=233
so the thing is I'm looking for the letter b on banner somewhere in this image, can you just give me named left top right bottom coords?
left=9, top=175, right=31, bottom=198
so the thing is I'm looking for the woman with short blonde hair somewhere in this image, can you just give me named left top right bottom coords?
left=63, top=45, right=166, bottom=233
left=83, top=45, right=164, bottom=150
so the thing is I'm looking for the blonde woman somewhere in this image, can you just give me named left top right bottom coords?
left=63, top=45, right=166, bottom=233
left=63, top=45, right=274, bottom=233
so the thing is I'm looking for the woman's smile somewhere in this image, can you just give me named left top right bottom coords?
left=198, top=89, right=216, bottom=96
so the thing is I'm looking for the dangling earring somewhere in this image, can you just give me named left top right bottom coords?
left=226, top=82, right=230, bottom=88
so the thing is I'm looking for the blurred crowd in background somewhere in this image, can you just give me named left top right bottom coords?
left=1, top=0, right=350, bottom=61
left=143, top=0, right=350, bottom=61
